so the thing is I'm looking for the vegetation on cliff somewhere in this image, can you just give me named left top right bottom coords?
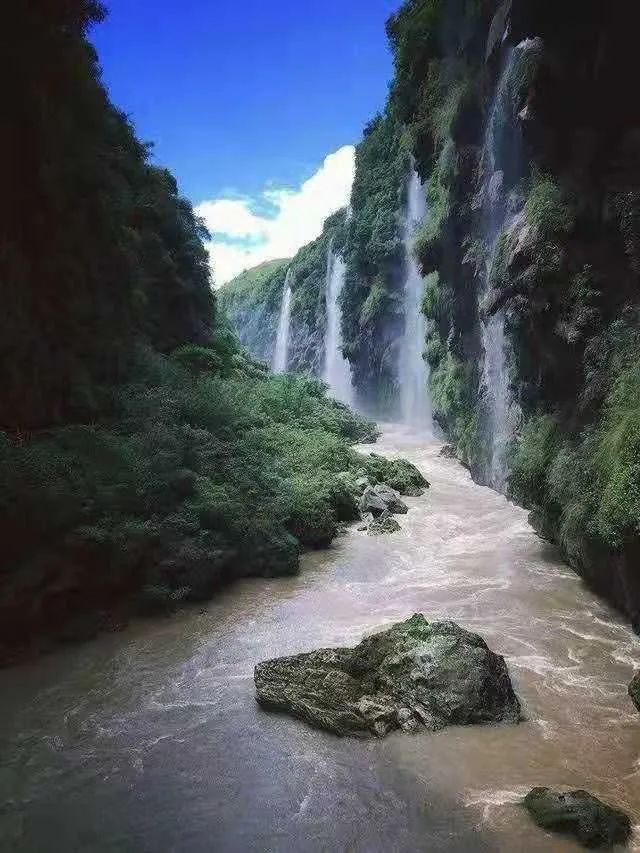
left=341, top=113, right=410, bottom=409
left=220, top=210, right=349, bottom=376
left=210, top=0, right=640, bottom=635
left=218, top=260, right=290, bottom=364
left=380, top=0, right=640, bottom=624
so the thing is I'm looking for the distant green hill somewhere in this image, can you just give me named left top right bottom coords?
left=218, top=259, right=291, bottom=364
left=220, top=259, right=291, bottom=305
left=218, top=209, right=348, bottom=374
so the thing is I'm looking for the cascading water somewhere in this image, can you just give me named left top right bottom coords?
left=479, top=45, right=525, bottom=491
left=399, top=170, right=433, bottom=430
left=272, top=269, right=292, bottom=374
left=323, top=245, right=353, bottom=404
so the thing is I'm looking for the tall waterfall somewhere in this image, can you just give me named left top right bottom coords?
left=272, top=270, right=292, bottom=374
left=480, top=46, right=523, bottom=490
left=323, top=246, right=353, bottom=404
left=399, top=170, right=433, bottom=430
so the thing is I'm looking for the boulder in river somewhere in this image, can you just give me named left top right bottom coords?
left=372, top=483, right=408, bottom=514
left=628, top=671, right=640, bottom=712
left=359, top=484, right=408, bottom=517
left=358, top=485, right=388, bottom=516
left=522, top=787, right=631, bottom=849
left=254, top=614, right=521, bottom=737
left=362, top=453, right=429, bottom=496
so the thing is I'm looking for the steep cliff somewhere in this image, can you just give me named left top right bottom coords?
left=0, top=4, right=381, bottom=661
left=379, top=0, right=640, bottom=625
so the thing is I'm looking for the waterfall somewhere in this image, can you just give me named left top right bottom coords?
left=399, top=170, right=433, bottom=430
left=272, top=270, right=292, bottom=374
left=479, top=46, right=524, bottom=490
left=323, top=245, right=353, bottom=404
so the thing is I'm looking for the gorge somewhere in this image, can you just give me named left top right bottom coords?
left=221, top=0, right=640, bottom=631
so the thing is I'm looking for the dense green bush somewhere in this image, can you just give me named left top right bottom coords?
left=510, top=360, right=640, bottom=556
left=430, top=352, right=480, bottom=467
left=509, top=415, right=560, bottom=509
left=0, top=337, right=381, bottom=643
left=524, top=174, right=576, bottom=238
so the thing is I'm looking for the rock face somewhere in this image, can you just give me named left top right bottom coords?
left=439, top=444, right=457, bottom=459
left=254, top=614, right=522, bottom=738
left=629, top=672, right=640, bottom=712
left=522, top=788, right=632, bottom=850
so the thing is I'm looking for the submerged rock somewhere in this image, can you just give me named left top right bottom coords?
left=629, top=672, right=640, bottom=712
left=522, top=787, right=631, bottom=849
left=254, top=614, right=521, bottom=737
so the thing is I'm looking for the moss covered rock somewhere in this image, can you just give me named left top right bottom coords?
left=254, top=614, right=521, bottom=737
left=522, top=787, right=631, bottom=849
left=361, top=454, right=429, bottom=496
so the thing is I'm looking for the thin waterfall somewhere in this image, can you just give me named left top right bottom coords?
left=399, top=170, right=433, bottom=430
left=272, top=269, right=292, bottom=374
left=479, top=46, right=523, bottom=490
left=323, top=245, right=353, bottom=404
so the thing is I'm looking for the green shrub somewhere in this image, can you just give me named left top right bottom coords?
left=0, top=346, right=381, bottom=618
left=430, top=352, right=480, bottom=467
left=525, top=174, right=576, bottom=238
left=592, top=362, right=640, bottom=546
left=421, top=271, right=441, bottom=319
left=509, top=414, right=560, bottom=508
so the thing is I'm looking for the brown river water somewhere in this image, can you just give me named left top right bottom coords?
left=2, top=425, right=640, bottom=852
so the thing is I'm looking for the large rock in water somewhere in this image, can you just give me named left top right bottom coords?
left=254, top=614, right=521, bottom=737
left=522, top=788, right=632, bottom=849
left=359, top=484, right=408, bottom=517
left=628, top=671, right=640, bottom=712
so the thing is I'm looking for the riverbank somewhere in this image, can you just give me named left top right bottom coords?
left=1, top=425, right=640, bottom=852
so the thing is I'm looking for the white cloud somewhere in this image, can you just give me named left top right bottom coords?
left=196, top=145, right=355, bottom=286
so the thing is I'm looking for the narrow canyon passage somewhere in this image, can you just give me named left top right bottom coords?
left=2, top=426, right=640, bottom=853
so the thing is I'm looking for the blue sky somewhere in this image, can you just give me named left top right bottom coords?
left=92, top=0, right=403, bottom=283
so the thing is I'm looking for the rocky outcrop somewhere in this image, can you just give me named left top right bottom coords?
left=254, top=614, right=522, bottom=737
left=439, top=444, right=457, bottom=459
left=359, top=483, right=408, bottom=517
left=359, top=454, right=429, bottom=496
left=522, top=787, right=632, bottom=850
left=628, top=672, right=640, bottom=712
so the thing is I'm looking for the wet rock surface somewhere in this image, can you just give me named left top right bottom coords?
left=629, top=672, right=640, bottom=712
left=522, top=787, right=632, bottom=849
left=254, top=614, right=521, bottom=737
left=438, top=444, right=457, bottom=459
left=359, top=484, right=408, bottom=517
